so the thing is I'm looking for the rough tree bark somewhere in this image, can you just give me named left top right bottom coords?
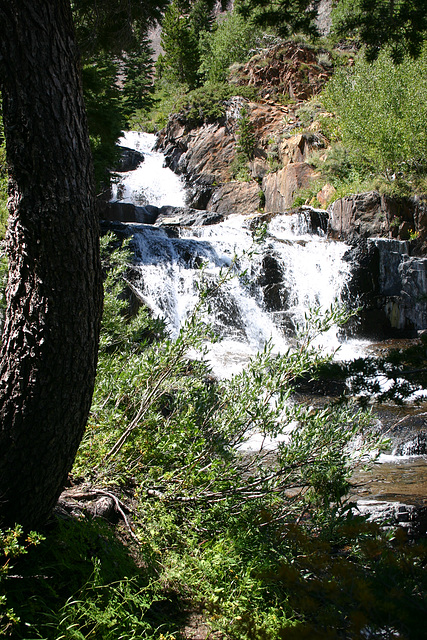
left=0, top=0, right=103, bottom=528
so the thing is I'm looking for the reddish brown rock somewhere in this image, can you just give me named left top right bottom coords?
left=207, top=181, right=261, bottom=216
left=229, top=42, right=333, bottom=101
left=317, top=183, right=336, bottom=206
left=262, top=163, right=317, bottom=212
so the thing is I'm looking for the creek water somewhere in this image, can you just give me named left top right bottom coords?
left=111, top=131, right=427, bottom=511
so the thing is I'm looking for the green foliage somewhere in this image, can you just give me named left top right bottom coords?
left=157, top=1, right=200, bottom=88
left=331, top=0, right=427, bottom=62
left=1, top=525, right=44, bottom=636
left=76, top=238, right=374, bottom=529
left=322, top=43, right=427, bottom=185
left=235, top=106, right=256, bottom=160
left=198, top=10, right=265, bottom=84
left=121, top=38, right=156, bottom=118
left=323, top=340, right=427, bottom=406
left=129, top=82, right=189, bottom=133
left=70, top=1, right=166, bottom=188
left=2, top=240, right=426, bottom=639
left=71, top=0, right=168, bottom=57
left=238, top=0, right=320, bottom=40
left=82, top=56, right=124, bottom=191
left=0, top=518, right=177, bottom=640
left=295, top=98, right=325, bottom=129
left=175, top=83, right=258, bottom=127
left=157, top=0, right=216, bottom=89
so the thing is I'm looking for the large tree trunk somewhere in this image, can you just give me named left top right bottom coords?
left=0, top=0, right=103, bottom=528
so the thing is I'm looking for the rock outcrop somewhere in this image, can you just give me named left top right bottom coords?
left=229, top=41, right=333, bottom=101
left=263, top=162, right=318, bottom=211
left=328, top=191, right=427, bottom=245
left=157, top=97, right=327, bottom=216
left=115, top=146, right=145, bottom=172
left=155, top=42, right=335, bottom=217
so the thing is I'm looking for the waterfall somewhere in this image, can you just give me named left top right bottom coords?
left=111, top=131, right=186, bottom=207
left=112, top=132, right=366, bottom=376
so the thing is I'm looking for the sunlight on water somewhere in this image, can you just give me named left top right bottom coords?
left=111, top=131, right=186, bottom=207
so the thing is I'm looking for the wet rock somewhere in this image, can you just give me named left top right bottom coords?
left=186, top=176, right=215, bottom=209
left=354, top=499, right=427, bottom=538
left=115, top=146, right=144, bottom=172
left=373, top=239, right=410, bottom=296
left=394, top=432, right=427, bottom=456
left=399, top=255, right=427, bottom=330
left=342, top=236, right=427, bottom=335
left=258, top=253, right=288, bottom=312
left=300, top=206, right=329, bottom=234
left=100, top=201, right=159, bottom=224
left=341, top=239, right=388, bottom=338
left=155, top=206, right=224, bottom=227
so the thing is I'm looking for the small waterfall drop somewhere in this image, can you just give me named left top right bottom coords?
left=111, top=132, right=186, bottom=207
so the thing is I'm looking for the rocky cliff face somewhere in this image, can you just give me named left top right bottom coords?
left=156, top=41, right=332, bottom=216
left=229, top=41, right=333, bottom=101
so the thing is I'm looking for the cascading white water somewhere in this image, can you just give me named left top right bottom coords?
left=111, top=131, right=186, bottom=207
left=114, top=132, right=367, bottom=376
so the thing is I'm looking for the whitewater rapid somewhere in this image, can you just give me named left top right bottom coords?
left=111, top=131, right=369, bottom=377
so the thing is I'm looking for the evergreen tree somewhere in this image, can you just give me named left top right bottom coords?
left=157, top=0, right=216, bottom=88
left=157, top=1, right=200, bottom=87
left=238, top=0, right=321, bottom=39
left=332, top=0, right=427, bottom=62
left=82, top=54, right=124, bottom=190
left=122, top=38, right=156, bottom=116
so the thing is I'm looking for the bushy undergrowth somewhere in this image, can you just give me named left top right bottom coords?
left=175, top=83, right=258, bottom=128
left=2, top=237, right=427, bottom=639
left=322, top=43, right=427, bottom=193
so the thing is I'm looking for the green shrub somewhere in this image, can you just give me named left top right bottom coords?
left=175, top=83, right=258, bottom=127
left=322, top=43, right=427, bottom=182
left=198, top=10, right=266, bottom=84
left=1, top=525, right=44, bottom=636
left=3, top=238, right=425, bottom=640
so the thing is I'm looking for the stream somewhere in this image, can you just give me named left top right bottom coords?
left=109, top=131, right=427, bottom=528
